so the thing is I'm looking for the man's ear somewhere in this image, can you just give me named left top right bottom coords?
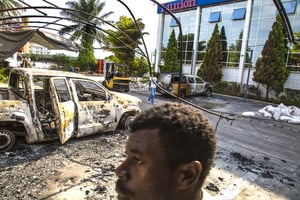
left=176, top=161, right=202, bottom=190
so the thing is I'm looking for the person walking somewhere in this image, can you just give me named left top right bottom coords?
left=148, top=74, right=157, bottom=104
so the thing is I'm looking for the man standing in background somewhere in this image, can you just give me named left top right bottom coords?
left=148, top=73, right=157, bottom=104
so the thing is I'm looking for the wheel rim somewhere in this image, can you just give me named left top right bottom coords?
left=124, top=116, right=134, bottom=131
left=0, top=130, right=15, bottom=151
left=207, top=90, right=212, bottom=97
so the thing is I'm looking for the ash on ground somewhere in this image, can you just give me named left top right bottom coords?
left=0, top=129, right=297, bottom=200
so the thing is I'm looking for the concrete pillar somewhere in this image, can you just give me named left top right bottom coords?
left=191, top=6, right=201, bottom=75
left=238, top=0, right=253, bottom=87
left=154, top=13, right=164, bottom=73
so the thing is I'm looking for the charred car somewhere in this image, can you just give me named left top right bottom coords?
left=0, top=68, right=141, bottom=152
left=157, top=73, right=212, bottom=98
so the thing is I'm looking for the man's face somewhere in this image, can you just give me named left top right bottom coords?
left=115, top=129, right=177, bottom=200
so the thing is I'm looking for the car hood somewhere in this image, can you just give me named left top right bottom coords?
left=110, top=91, right=142, bottom=106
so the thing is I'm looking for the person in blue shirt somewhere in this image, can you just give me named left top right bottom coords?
left=148, top=74, right=157, bottom=104
left=69, top=66, right=75, bottom=72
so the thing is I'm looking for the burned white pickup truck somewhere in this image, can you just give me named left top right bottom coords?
left=0, top=68, right=141, bottom=152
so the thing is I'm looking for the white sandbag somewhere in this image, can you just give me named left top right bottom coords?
left=279, top=115, right=292, bottom=122
left=242, top=112, right=255, bottom=117
left=280, top=107, right=290, bottom=117
left=266, top=105, right=276, bottom=114
left=273, top=107, right=282, bottom=120
left=278, top=103, right=287, bottom=109
left=289, top=106, right=300, bottom=116
left=258, top=105, right=272, bottom=114
left=258, top=108, right=266, bottom=114
left=258, top=109, right=272, bottom=118
left=288, top=117, right=300, bottom=124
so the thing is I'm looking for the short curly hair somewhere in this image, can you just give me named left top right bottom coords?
left=129, top=102, right=216, bottom=186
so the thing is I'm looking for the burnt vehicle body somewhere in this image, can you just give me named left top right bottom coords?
left=0, top=68, right=141, bottom=152
left=157, top=73, right=212, bottom=97
left=156, top=73, right=182, bottom=94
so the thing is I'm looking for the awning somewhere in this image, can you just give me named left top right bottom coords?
left=0, top=29, right=35, bottom=60
left=0, top=29, right=80, bottom=60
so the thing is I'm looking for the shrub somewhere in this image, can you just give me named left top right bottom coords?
left=279, top=89, right=300, bottom=107
left=0, top=61, right=10, bottom=82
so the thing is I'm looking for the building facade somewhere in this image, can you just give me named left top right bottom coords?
left=154, top=0, right=300, bottom=91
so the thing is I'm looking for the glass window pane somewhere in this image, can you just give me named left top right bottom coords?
left=209, top=12, right=221, bottom=22
left=261, top=4, right=276, bottom=18
left=283, top=1, right=297, bottom=14
left=53, top=79, right=70, bottom=102
left=170, top=18, right=178, bottom=27
left=232, top=8, right=246, bottom=20
left=222, top=9, right=233, bottom=21
left=188, top=77, right=195, bottom=83
left=251, top=6, right=261, bottom=19
left=196, top=77, right=203, bottom=83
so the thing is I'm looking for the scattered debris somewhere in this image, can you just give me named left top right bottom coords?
left=206, top=182, right=220, bottom=192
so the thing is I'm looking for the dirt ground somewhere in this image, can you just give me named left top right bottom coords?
left=0, top=131, right=126, bottom=200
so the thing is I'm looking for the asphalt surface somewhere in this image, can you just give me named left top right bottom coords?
left=130, top=89, right=300, bottom=200
left=132, top=88, right=272, bottom=117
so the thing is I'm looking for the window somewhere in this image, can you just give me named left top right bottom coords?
left=209, top=12, right=221, bottom=22
left=188, top=77, right=195, bottom=83
left=283, top=1, right=297, bottom=14
left=232, top=8, right=246, bottom=20
left=170, top=18, right=180, bottom=27
left=53, top=79, right=71, bottom=102
left=195, top=77, right=204, bottom=84
left=9, top=73, right=26, bottom=98
left=74, top=80, right=107, bottom=101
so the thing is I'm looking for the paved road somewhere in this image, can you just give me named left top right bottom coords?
left=130, top=89, right=300, bottom=200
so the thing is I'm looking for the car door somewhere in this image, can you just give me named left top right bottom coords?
left=187, top=76, right=197, bottom=95
left=195, top=77, right=205, bottom=94
left=71, top=79, right=115, bottom=138
left=50, top=78, right=75, bottom=144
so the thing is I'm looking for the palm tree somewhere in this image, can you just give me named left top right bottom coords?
left=0, top=0, right=22, bottom=17
left=105, top=16, right=147, bottom=75
left=59, top=0, right=113, bottom=71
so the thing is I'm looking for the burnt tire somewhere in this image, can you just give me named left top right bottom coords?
left=0, top=129, right=15, bottom=152
left=206, top=88, right=212, bottom=97
left=113, top=85, right=120, bottom=91
left=119, top=115, right=134, bottom=131
left=179, top=89, right=186, bottom=98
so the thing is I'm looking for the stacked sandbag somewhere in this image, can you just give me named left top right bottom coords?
left=257, top=103, right=300, bottom=124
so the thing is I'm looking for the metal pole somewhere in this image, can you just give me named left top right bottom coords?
left=244, top=49, right=253, bottom=101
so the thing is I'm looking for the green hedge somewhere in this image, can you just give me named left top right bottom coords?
left=0, top=61, right=10, bottom=82
left=213, top=80, right=300, bottom=107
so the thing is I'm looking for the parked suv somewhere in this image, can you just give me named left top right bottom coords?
left=157, top=73, right=212, bottom=97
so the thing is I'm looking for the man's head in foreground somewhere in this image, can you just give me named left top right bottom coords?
left=115, top=102, right=216, bottom=200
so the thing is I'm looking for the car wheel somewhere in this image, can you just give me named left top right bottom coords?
left=0, top=129, right=15, bottom=152
left=179, top=89, right=186, bottom=98
left=206, top=89, right=212, bottom=97
left=113, top=84, right=120, bottom=91
left=124, top=116, right=134, bottom=131
left=119, top=115, right=134, bottom=130
left=168, top=85, right=173, bottom=93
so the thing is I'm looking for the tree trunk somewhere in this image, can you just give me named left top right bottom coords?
left=266, top=85, right=269, bottom=100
